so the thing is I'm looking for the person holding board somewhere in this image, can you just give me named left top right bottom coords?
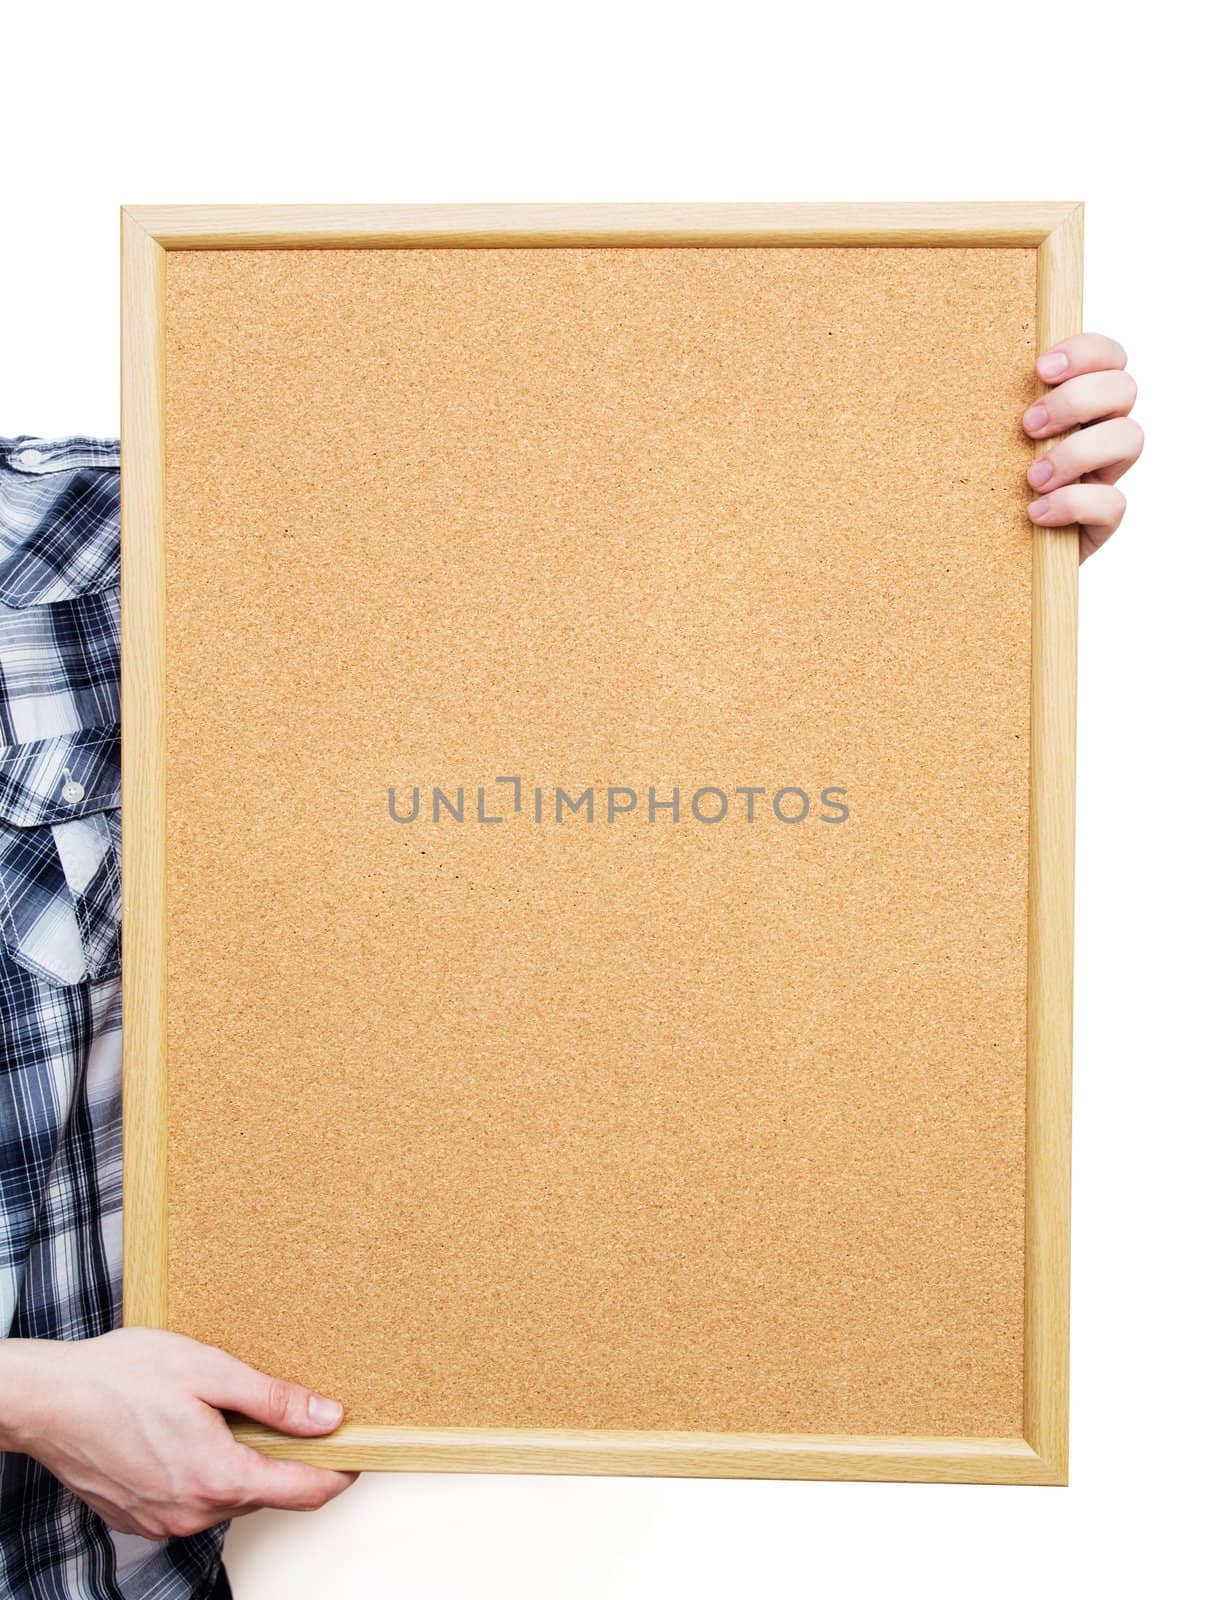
left=0, top=330, right=1142, bottom=1600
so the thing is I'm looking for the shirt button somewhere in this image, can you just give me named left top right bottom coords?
left=61, top=779, right=86, bottom=805
left=17, top=448, right=45, bottom=467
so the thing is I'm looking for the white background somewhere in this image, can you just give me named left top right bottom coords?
left=2, top=2, right=1225, bottom=1596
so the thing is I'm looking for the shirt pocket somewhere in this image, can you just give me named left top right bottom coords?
left=0, top=725, right=121, bottom=986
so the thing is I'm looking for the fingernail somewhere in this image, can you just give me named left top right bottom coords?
left=1027, top=459, right=1053, bottom=489
left=1037, top=351, right=1069, bottom=380
left=1028, top=497, right=1050, bottom=519
left=308, top=1394, right=343, bottom=1426
left=1023, top=404, right=1049, bottom=433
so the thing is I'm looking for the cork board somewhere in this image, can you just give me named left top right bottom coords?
left=122, top=205, right=1081, bottom=1483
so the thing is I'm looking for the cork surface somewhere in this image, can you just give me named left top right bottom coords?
left=162, top=246, right=1036, bottom=1436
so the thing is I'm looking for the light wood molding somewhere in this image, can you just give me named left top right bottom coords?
left=121, top=200, right=1080, bottom=250
left=120, top=208, right=169, bottom=1329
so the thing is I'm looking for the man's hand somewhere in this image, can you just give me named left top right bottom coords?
left=0, top=1329, right=357, bottom=1539
left=1023, top=332, right=1143, bottom=561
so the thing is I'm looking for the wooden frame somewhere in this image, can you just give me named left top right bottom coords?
left=121, top=203, right=1081, bottom=1484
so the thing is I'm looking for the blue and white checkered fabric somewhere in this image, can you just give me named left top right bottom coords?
left=0, top=436, right=225, bottom=1599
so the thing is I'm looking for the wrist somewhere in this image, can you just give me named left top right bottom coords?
left=0, top=1338, right=70, bottom=1453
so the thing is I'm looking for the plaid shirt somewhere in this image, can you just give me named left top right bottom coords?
left=0, top=437, right=225, bottom=1599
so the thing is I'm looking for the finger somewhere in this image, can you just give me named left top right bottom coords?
left=1035, top=332, right=1128, bottom=384
left=1026, top=417, right=1145, bottom=493
left=1027, top=482, right=1126, bottom=539
left=233, top=1448, right=358, bottom=1514
left=195, top=1351, right=346, bottom=1437
left=1022, top=370, right=1138, bottom=439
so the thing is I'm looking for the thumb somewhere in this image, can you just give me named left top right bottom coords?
left=197, top=1350, right=347, bottom=1437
